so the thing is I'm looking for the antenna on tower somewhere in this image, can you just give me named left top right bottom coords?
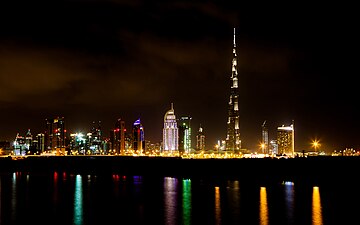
left=233, top=27, right=236, bottom=47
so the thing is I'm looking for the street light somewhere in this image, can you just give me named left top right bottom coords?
left=312, top=140, right=320, bottom=153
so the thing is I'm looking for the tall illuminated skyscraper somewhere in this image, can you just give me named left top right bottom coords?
left=261, top=120, right=269, bottom=154
left=162, top=103, right=178, bottom=153
left=277, top=122, right=295, bottom=156
left=178, top=116, right=192, bottom=154
left=132, top=118, right=145, bottom=154
left=196, top=125, right=205, bottom=151
left=225, top=28, right=241, bottom=152
left=45, top=116, right=66, bottom=154
left=110, top=118, right=126, bottom=155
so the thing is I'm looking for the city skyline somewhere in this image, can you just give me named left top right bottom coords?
left=0, top=1, right=357, bottom=152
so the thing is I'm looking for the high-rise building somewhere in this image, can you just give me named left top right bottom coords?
left=110, top=118, right=126, bottom=155
left=178, top=116, right=192, bottom=154
left=13, top=133, right=25, bottom=155
left=25, top=129, right=33, bottom=151
left=277, top=122, right=295, bottom=156
left=196, top=124, right=205, bottom=151
left=132, top=118, right=145, bottom=154
left=45, top=117, right=66, bottom=155
left=162, top=103, right=178, bottom=153
left=88, top=121, right=102, bottom=154
left=225, top=28, right=241, bottom=152
left=261, top=120, right=269, bottom=154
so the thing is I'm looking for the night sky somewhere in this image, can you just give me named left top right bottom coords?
left=0, top=1, right=357, bottom=152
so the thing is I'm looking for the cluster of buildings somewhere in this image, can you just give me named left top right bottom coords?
left=4, top=109, right=205, bottom=156
left=0, top=28, right=298, bottom=157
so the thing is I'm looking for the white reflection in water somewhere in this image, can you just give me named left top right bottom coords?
left=259, top=187, right=268, bottom=225
left=226, top=180, right=240, bottom=223
left=215, top=186, right=221, bottom=225
left=164, top=177, right=178, bottom=225
left=11, top=172, right=17, bottom=223
left=73, top=174, right=83, bottom=225
left=182, top=179, right=192, bottom=225
left=284, top=181, right=295, bottom=224
left=312, top=186, right=323, bottom=225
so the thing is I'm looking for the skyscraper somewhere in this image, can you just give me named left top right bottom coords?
left=277, top=122, right=295, bottom=156
left=163, top=103, right=178, bottom=153
left=45, top=117, right=66, bottom=155
left=225, top=28, right=241, bottom=152
left=178, top=116, right=192, bottom=154
left=110, top=118, right=125, bottom=155
left=261, top=120, right=269, bottom=154
left=132, top=118, right=145, bottom=154
left=196, top=125, right=205, bottom=151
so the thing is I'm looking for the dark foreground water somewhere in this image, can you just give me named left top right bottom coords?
left=0, top=171, right=359, bottom=225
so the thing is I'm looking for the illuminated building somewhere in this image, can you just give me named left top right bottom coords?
left=25, top=129, right=33, bottom=151
left=196, top=124, right=205, bottom=151
left=13, top=133, right=25, bottom=155
left=36, top=133, right=45, bottom=153
left=261, top=121, right=269, bottom=154
left=277, top=122, right=295, bottom=156
left=163, top=103, right=179, bottom=153
left=88, top=121, right=102, bottom=154
left=110, top=118, right=126, bottom=155
left=269, top=139, right=278, bottom=155
left=178, top=116, right=192, bottom=154
left=225, top=28, right=241, bottom=152
left=45, top=117, right=66, bottom=155
left=132, top=118, right=145, bottom=154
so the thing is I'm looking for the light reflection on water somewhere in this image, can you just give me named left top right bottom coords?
left=215, top=186, right=221, bottom=225
left=259, top=187, right=268, bottom=225
left=284, top=181, right=295, bottom=224
left=226, top=180, right=240, bottom=224
left=182, top=179, right=192, bottom=225
left=164, top=177, right=178, bottom=225
left=73, top=174, right=83, bottom=225
left=11, top=172, right=17, bottom=223
left=0, top=173, right=353, bottom=225
left=312, top=186, right=323, bottom=225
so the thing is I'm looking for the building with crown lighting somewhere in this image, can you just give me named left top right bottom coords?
left=225, top=28, right=241, bottom=152
left=277, top=122, right=295, bottom=156
left=132, top=118, right=145, bottom=154
left=162, top=103, right=178, bottom=153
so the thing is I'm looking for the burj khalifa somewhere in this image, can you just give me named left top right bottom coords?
left=225, top=28, right=241, bottom=152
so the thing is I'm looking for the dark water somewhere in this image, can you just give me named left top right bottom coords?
left=0, top=171, right=359, bottom=225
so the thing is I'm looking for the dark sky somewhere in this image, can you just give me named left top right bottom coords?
left=0, top=0, right=358, bottom=152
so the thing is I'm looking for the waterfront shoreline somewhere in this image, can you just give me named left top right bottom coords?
left=1, top=155, right=359, bottom=184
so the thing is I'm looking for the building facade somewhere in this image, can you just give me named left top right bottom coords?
left=45, top=117, right=66, bottom=155
left=277, top=123, right=295, bottom=156
left=178, top=116, right=192, bottom=154
left=196, top=125, right=205, bottom=151
left=162, top=103, right=178, bottom=153
left=110, top=118, right=126, bottom=155
left=132, top=118, right=145, bottom=154
left=261, top=120, right=269, bottom=154
left=225, top=28, right=241, bottom=152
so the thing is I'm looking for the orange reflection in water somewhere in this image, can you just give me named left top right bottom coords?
left=312, top=186, right=323, bottom=225
left=260, top=187, right=268, bottom=225
left=215, top=186, right=221, bottom=225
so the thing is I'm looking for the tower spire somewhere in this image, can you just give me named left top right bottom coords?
left=233, top=27, right=236, bottom=47
left=226, top=28, right=241, bottom=152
